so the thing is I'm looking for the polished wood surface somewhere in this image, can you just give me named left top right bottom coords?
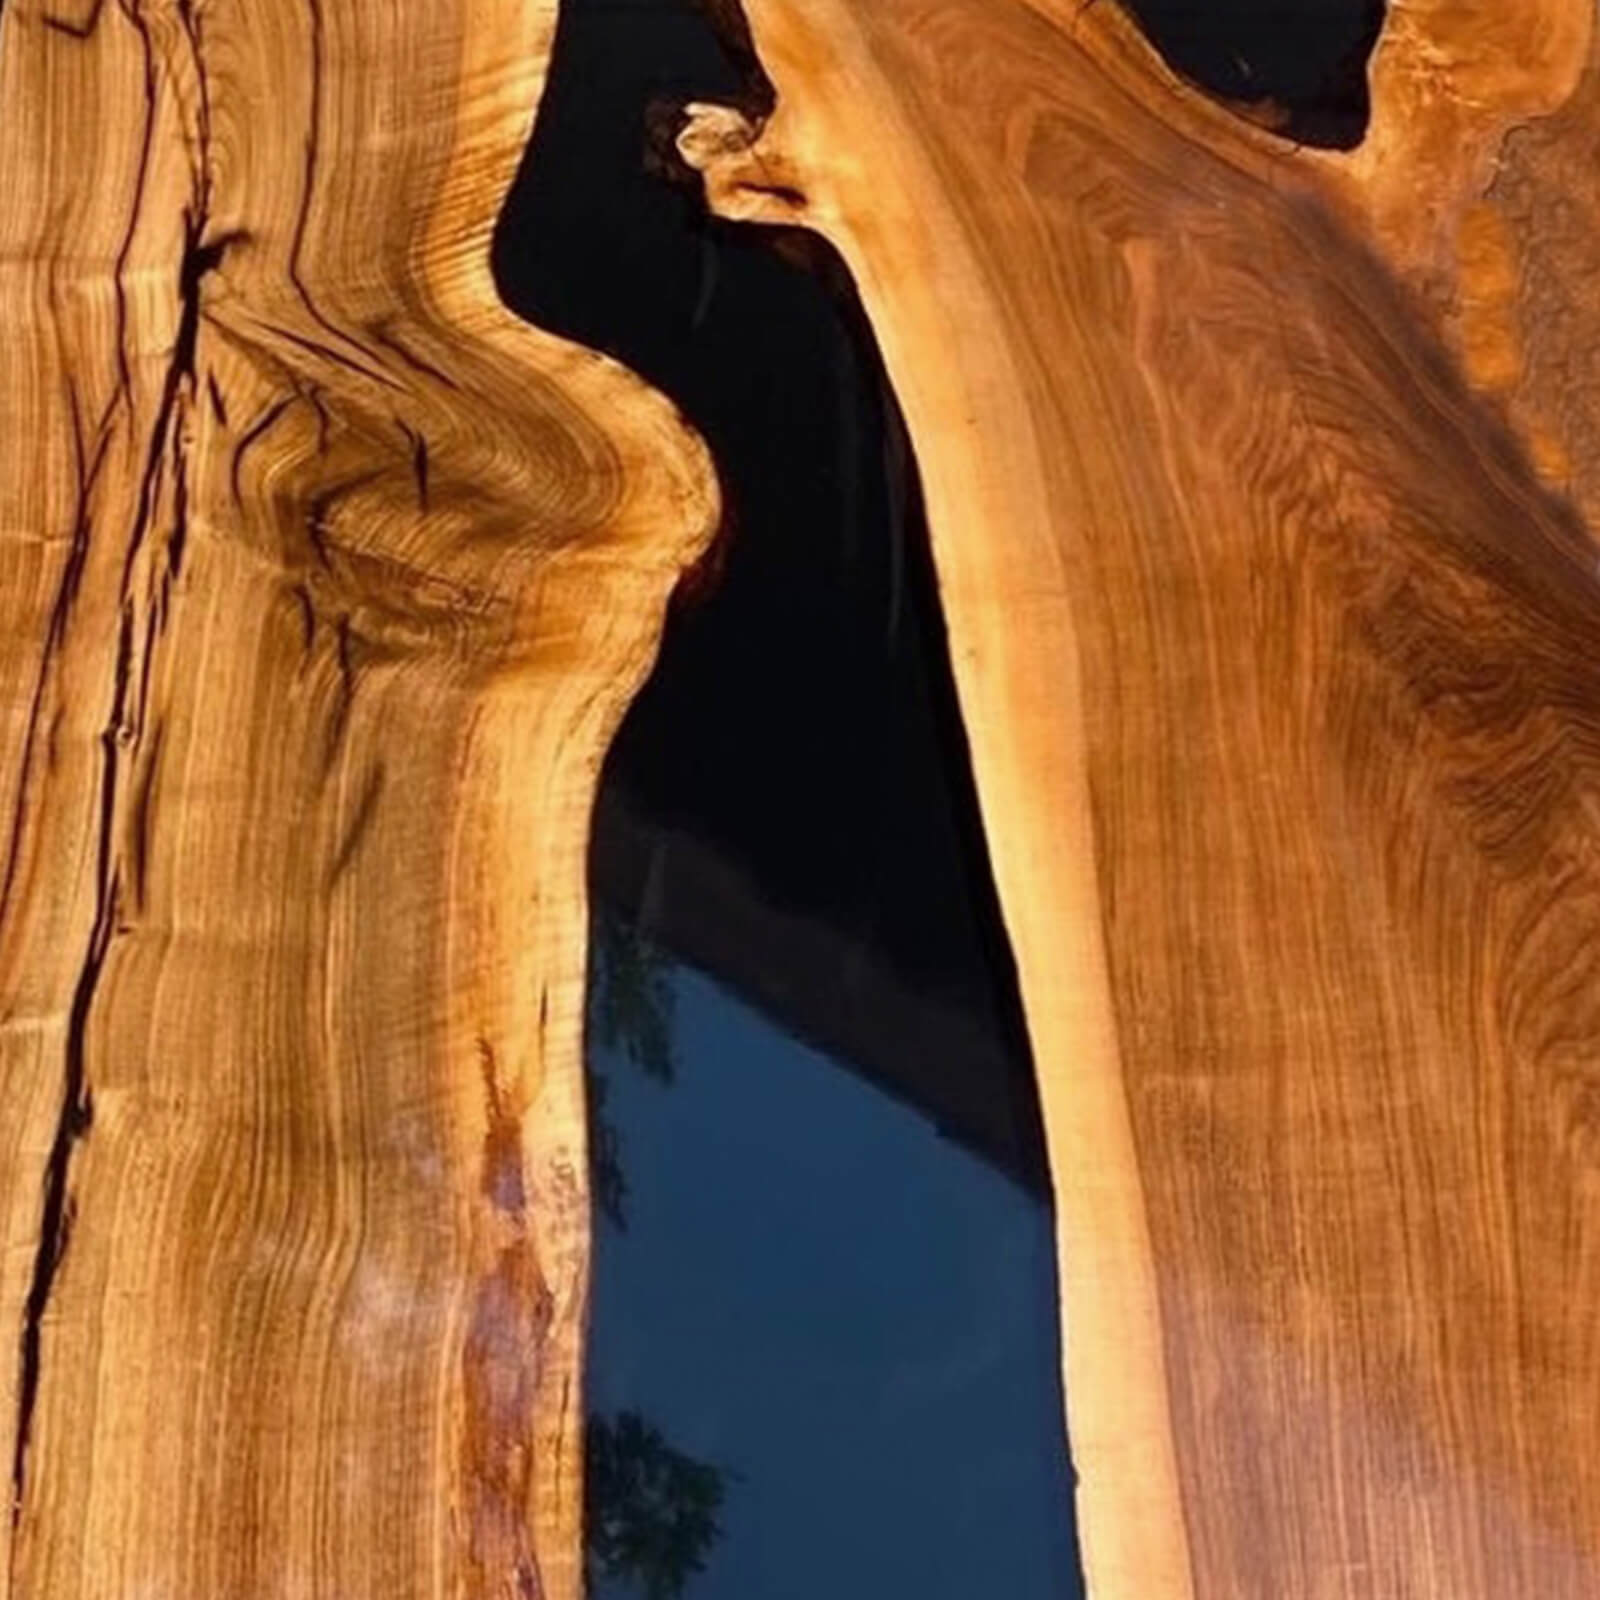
left=683, top=1, right=1600, bottom=1595
left=0, top=3, right=712, bottom=1596
left=6, top=0, right=1600, bottom=1595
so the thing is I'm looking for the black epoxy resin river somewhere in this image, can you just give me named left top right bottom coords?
left=1120, top=0, right=1385, bottom=147
left=492, top=1, right=1085, bottom=1593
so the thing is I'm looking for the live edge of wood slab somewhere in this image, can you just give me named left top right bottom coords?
left=0, top=3, right=713, bottom=1597
left=684, top=1, right=1600, bottom=1597
left=4, top=0, right=1600, bottom=1598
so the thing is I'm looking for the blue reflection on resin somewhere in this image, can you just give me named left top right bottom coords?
left=585, top=959, right=1083, bottom=1600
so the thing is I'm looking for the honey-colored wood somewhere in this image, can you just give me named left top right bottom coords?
left=8, top=0, right=1600, bottom=1594
left=0, top=3, right=713, bottom=1596
left=683, top=1, right=1600, bottom=1595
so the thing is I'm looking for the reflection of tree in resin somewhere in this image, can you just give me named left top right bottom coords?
left=586, top=1068, right=630, bottom=1231
left=587, top=903, right=677, bottom=1228
left=591, top=903, right=678, bottom=1083
left=585, top=1411, right=730, bottom=1600
left=584, top=907, right=732, bottom=1598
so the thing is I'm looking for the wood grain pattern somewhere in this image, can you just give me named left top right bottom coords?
left=0, top=3, right=713, bottom=1596
left=682, top=1, right=1600, bottom=1595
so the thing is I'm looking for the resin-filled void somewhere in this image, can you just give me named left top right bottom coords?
left=1119, top=0, right=1385, bottom=147
left=493, top=0, right=1086, bottom=1594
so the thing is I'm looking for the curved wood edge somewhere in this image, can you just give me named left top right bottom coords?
left=0, top=2, right=714, bottom=1595
left=683, top=7, right=1196, bottom=1594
